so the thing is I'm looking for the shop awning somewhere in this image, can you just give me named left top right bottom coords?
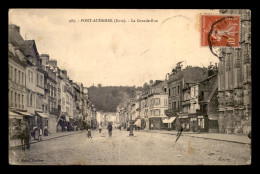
left=36, top=112, right=49, bottom=118
left=16, top=111, right=34, bottom=117
left=163, top=117, right=176, bottom=123
left=134, top=119, right=141, bottom=127
left=9, top=111, right=23, bottom=119
left=208, top=116, right=218, bottom=120
left=168, top=117, right=176, bottom=123
left=162, top=118, right=169, bottom=123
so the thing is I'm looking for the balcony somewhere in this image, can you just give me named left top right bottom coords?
left=182, top=100, right=190, bottom=106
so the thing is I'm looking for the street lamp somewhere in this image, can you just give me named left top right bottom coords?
left=129, top=112, right=134, bottom=136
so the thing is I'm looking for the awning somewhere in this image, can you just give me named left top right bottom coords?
left=36, top=112, right=49, bottom=118
left=208, top=116, right=218, bottom=120
left=134, top=119, right=141, bottom=127
left=168, top=117, right=176, bottom=123
left=16, top=111, right=34, bottom=117
left=162, top=118, right=169, bottom=123
left=9, top=111, right=23, bottom=119
left=163, top=117, right=176, bottom=123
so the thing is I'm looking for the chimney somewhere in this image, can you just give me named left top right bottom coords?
left=40, top=54, right=50, bottom=66
left=61, top=70, right=67, bottom=77
left=9, top=24, right=20, bottom=34
left=49, top=59, right=57, bottom=68
left=176, top=64, right=181, bottom=73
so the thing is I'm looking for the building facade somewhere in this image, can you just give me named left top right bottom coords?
left=217, top=9, right=251, bottom=134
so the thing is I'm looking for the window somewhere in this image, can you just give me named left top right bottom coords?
left=155, top=98, right=160, bottom=105
left=37, top=73, right=38, bottom=85
left=9, top=65, right=11, bottom=79
left=40, top=75, right=42, bottom=87
left=164, top=87, right=167, bottom=93
left=17, top=94, right=20, bottom=108
left=28, top=70, right=30, bottom=82
left=14, top=69, right=17, bottom=83
left=22, top=95, right=24, bottom=109
left=178, top=85, right=180, bottom=94
left=169, top=88, right=171, bottom=96
left=31, top=71, right=33, bottom=83
left=155, top=109, right=160, bottom=116
left=30, top=93, right=33, bottom=106
left=10, top=66, right=13, bottom=80
left=164, top=98, right=168, bottom=106
left=14, top=92, right=17, bottom=107
left=22, top=72, right=24, bottom=85
left=18, top=71, right=21, bottom=84
left=42, top=104, right=45, bottom=112
left=10, top=91, right=13, bottom=107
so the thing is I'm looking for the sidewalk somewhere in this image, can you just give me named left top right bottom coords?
left=141, top=130, right=251, bottom=145
left=9, top=130, right=83, bottom=149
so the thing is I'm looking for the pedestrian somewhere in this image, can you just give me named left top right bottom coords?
left=43, top=124, right=48, bottom=136
left=23, top=122, right=31, bottom=150
left=87, top=129, right=92, bottom=138
left=39, top=128, right=42, bottom=141
left=151, top=124, right=153, bottom=130
left=99, top=124, right=102, bottom=133
left=175, top=126, right=183, bottom=143
left=107, top=123, right=112, bottom=137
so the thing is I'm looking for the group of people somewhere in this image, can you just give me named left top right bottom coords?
left=87, top=123, right=113, bottom=138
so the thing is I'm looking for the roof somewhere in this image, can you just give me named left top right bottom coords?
left=200, top=78, right=218, bottom=103
left=8, top=25, right=24, bottom=46
left=19, top=40, right=39, bottom=57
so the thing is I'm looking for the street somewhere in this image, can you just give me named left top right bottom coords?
left=9, top=129, right=251, bottom=165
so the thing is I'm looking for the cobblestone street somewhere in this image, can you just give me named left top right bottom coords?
left=9, top=129, right=251, bottom=165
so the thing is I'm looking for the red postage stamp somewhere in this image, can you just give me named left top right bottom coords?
left=201, top=15, right=240, bottom=47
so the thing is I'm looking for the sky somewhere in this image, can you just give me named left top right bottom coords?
left=9, top=9, right=220, bottom=87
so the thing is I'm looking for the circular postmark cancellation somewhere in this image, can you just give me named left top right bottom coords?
left=201, top=14, right=240, bottom=59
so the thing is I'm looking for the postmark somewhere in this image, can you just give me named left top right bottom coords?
left=201, top=15, right=240, bottom=48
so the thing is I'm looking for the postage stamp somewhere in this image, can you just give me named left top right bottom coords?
left=201, top=15, right=240, bottom=47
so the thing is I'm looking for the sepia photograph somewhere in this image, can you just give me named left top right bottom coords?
left=8, top=9, right=251, bottom=165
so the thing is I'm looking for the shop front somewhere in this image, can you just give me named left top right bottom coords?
left=14, top=111, right=35, bottom=132
left=35, top=112, right=49, bottom=138
left=162, top=117, right=176, bottom=130
left=197, top=115, right=209, bottom=132
left=9, top=110, right=33, bottom=148
left=149, top=116, right=166, bottom=130
left=178, top=115, right=189, bottom=131
left=134, top=119, right=141, bottom=130
left=9, top=111, right=24, bottom=140
left=68, top=117, right=75, bottom=131
left=188, top=113, right=198, bottom=132
left=208, top=115, right=219, bottom=133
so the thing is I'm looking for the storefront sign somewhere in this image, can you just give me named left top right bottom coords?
left=197, top=115, right=204, bottom=118
left=179, top=115, right=188, bottom=118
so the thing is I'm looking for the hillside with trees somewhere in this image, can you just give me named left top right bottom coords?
left=88, top=80, right=161, bottom=112
left=88, top=86, right=138, bottom=112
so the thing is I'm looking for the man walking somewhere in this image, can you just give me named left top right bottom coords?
left=107, top=123, right=112, bottom=137
left=99, top=124, right=102, bottom=133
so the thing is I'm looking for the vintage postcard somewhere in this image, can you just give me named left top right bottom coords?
left=8, top=9, right=251, bottom=165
